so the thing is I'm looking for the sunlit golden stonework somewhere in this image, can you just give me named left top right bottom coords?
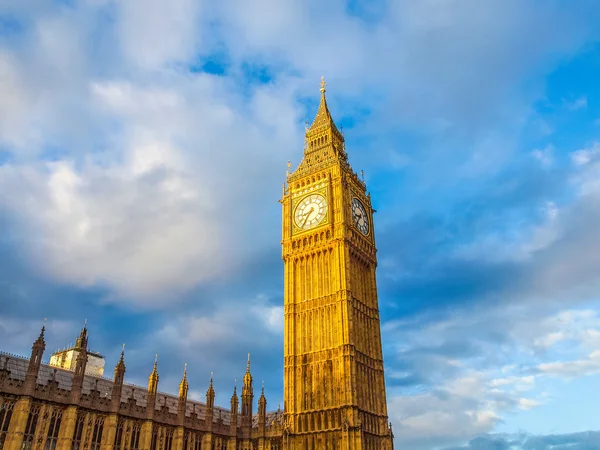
left=0, top=80, right=393, bottom=450
left=281, top=78, right=394, bottom=450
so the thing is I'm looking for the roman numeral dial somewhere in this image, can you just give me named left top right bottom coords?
left=352, top=197, right=370, bottom=235
left=294, top=194, right=328, bottom=231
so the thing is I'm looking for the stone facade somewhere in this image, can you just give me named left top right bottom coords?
left=0, top=333, right=284, bottom=450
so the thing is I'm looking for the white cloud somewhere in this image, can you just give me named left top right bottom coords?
left=116, top=0, right=203, bottom=70
left=564, top=96, right=588, bottom=111
left=571, top=142, right=600, bottom=166
left=538, top=350, right=600, bottom=379
left=531, top=145, right=554, bottom=168
left=384, top=303, right=600, bottom=449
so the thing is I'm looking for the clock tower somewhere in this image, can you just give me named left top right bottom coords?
left=281, top=79, right=394, bottom=450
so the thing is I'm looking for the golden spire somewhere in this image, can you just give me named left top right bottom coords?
left=114, top=343, right=126, bottom=375
left=206, top=372, right=215, bottom=408
left=307, top=76, right=342, bottom=139
left=243, top=353, right=253, bottom=394
left=148, top=353, right=159, bottom=394
left=179, top=364, right=189, bottom=399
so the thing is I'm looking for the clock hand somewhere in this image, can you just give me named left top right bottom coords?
left=301, top=207, right=315, bottom=227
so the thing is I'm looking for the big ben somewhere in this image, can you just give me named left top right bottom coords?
left=281, top=79, right=394, bottom=450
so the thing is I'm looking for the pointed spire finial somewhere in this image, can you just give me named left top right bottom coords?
left=320, top=76, right=326, bottom=94
left=154, top=353, right=158, bottom=367
left=39, top=318, right=47, bottom=340
left=247, top=353, right=251, bottom=371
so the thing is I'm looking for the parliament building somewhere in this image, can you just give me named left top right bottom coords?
left=0, top=80, right=394, bottom=450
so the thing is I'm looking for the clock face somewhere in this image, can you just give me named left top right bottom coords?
left=294, top=194, right=328, bottom=230
left=352, top=197, right=369, bottom=235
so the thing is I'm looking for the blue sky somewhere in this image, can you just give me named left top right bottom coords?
left=1, top=1, right=600, bottom=449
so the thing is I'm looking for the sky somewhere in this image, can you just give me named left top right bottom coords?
left=1, top=0, right=600, bottom=449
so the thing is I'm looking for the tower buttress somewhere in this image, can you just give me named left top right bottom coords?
left=230, top=382, right=239, bottom=434
left=25, top=322, right=46, bottom=395
left=70, top=339, right=88, bottom=403
left=111, top=345, right=126, bottom=413
left=205, top=373, right=215, bottom=432
left=258, top=382, right=266, bottom=429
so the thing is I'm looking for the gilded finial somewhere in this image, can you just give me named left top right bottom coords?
left=286, top=160, right=291, bottom=177
left=361, top=170, right=365, bottom=182
left=184, top=363, right=187, bottom=376
left=247, top=353, right=251, bottom=370
left=320, top=76, right=326, bottom=94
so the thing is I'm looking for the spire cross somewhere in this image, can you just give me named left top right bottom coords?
left=320, top=76, right=326, bottom=94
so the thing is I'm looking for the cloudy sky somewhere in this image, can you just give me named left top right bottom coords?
left=1, top=0, right=600, bottom=449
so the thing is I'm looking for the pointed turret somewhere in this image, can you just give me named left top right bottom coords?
left=114, top=344, right=126, bottom=382
left=179, top=364, right=189, bottom=399
left=307, top=77, right=343, bottom=139
left=258, top=381, right=267, bottom=431
left=178, top=364, right=188, bottom=425
left=290, top=77, right=347, bottom=179
left=206, top=373, right=215, bottom=431
left=230, top=381, right=239, bottom=434
left=206, top=373, right=215, bottom=409
left=148, top=354, right=159, bottom=395
left=75, top=320, right=88, bottom=350
left=70, top=336, right=88, bottom=403
left=241, top=353, right=254, bottom=428
left=146, top=354, right=159, bottom=420
left=231, top=383, right=239, bottom=410
left=111, top=344, right=126, bottom=412
left=25, top=321, right=46, bottom=394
